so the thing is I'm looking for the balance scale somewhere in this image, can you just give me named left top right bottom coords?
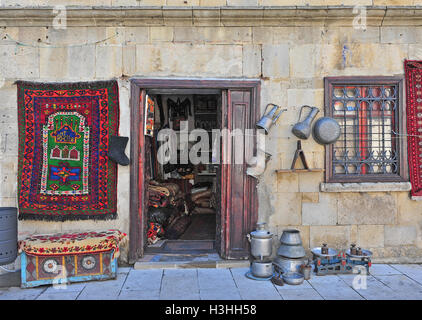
left=311, top=244, right=372, bottom=276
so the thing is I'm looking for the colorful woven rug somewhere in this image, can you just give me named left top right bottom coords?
left=17, top=81, right=119, bottom=220
left=18, top=229, right=127, bottom=259
left=405, top=60, right=422, bottom=197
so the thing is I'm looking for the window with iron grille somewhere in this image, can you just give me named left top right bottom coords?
left=324, top=77, right=407, bottom=183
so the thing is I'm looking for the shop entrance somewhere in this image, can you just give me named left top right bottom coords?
left=129, top=79, right=260, bottom=264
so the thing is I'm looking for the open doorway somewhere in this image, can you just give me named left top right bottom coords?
left=129, top=79, right=260, bottom=263
left=143, top=89, right=222, bottom=254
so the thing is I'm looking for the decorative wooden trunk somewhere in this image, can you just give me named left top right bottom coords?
left=20, top=250, right=117, bottom=288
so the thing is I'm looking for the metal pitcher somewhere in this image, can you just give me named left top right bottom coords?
left=292, top=105, right=320, bottom=140
left=256, top=103, right=287, bottom=134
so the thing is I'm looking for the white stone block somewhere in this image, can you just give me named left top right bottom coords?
left=262, top=44, right=289, bottom=79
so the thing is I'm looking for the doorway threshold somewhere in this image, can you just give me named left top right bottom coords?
left=134, top=253, right=250, bottom=270
left=136, top=240, right=250, bottom=270
left=145, top=240, right=216, bottom=254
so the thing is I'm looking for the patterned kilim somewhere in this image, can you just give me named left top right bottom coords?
left=405, top=60, right=422, bottom=197
left=17, top=81, right=119, bottom=220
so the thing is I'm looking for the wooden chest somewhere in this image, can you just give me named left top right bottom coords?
left=20, top=250, right=117, bottom=288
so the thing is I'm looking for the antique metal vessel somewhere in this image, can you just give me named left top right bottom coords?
left=279, top=229, right=303, bottom=246
left=0, top=207, right=17, bottom=266
left=312, top=116, right=341, bottom=145
left=300, top=263, right=312, bottom=280
left=277, top=229, right=306, bottom=259
left=277, top=244, right=306, bottom=259
left=256, top=103, right=287, bottom=134
left=282, top=272, right=305, bottom=285
left=311, top=245, right=338, bottom=259
left=292, top=105, right=320, bottom=140
left=345, top=248, right=373, bottom=259
left=273, top=256, right=304, bottom=273
left=251, top=261, right=274, bottom=278
left=247, top=222, right=273, bottom=260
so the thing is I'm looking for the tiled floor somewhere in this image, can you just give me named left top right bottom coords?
left=1, top=264, right=422, bottom=300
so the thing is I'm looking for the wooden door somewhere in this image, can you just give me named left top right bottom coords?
left=220, top=90, right=258, bottom=259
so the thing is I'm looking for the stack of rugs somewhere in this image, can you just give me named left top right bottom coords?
left=147, top=181, right=190, bottom=244
left=148, top=181, right=185, bottom=208
left=190, top=186, right=216, bottom=215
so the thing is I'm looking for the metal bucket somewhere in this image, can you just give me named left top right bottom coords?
left=0, top=207, right=18, bottom=266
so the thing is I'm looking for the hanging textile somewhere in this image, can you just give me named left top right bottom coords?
left=17, top=80, right=119, bottom=220
left=405, top=60, right=422, bottom=197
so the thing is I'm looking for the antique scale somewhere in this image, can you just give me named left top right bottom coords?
left=311, top=243, right=372, bottom=276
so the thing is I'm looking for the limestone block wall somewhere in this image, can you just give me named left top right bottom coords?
left=0, top=7, right=422, bottom=266
left=1, top=1, right=422, bottom=8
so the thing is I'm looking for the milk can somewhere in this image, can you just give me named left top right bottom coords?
left=0, top=207, right=17, bottom=266
left=247, top=222, right=273, bottom=260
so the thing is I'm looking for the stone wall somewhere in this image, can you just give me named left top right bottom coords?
left=2, top=1, right=422, bottom=7
left=0, top=7, right=422, bottom=267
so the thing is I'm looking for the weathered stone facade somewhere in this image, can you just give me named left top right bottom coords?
left=1, top=3, right=422, bottom=267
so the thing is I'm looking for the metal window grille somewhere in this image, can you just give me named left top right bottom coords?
left=330, top=84, right=400, bottom=177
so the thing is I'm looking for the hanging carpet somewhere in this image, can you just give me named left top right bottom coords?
left=17, top=80, right=119, bottom=220
left=405, top=60, right=422, bottom=197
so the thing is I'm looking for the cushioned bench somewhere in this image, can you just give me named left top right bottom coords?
left=18, top=229, right=127, bottom=288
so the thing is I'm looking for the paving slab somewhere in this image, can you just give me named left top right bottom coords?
left=279, top=288, right=323, bottom=300
left=36, top=291, right=80, bottom=300
left=75, top=273, right=128, bottom=300
left=160, top=292, right=201, bottom=300
left=44, top=282, right=86, bottom=293
left=274, top=279, right=313, bottom=290
left=338, top=274, right=400, bottom=300
left=0, top=286, right=46, bottom=300
left=118, top=289, right=160, bottom=300
left=117, top=267, right=133, bottom=274
left=0, top=271, right=20, bottom=288
left=369, top=264, right=403, bottom=276
left=76, top=290, right=120, bottom=300
left=375, top=274, right=422, bottom=300
left=390, top=264, right=422, bottom=285
left=160, top=269, right=200, bottom=298
left=308, top=275, right=364, bottom=300
left=197, top=268, right=237, bottom=290
left=230, top=268, right=282, bottom=300
left=199, top=288, right=242, bottom=300
left=122, top=269, right=163, bottom=291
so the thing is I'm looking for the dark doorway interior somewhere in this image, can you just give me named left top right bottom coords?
left=143, top=89, right=222, bottom=255
left=129, top=79, right=260, bottom=264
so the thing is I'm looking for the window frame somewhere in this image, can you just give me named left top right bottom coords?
left=324, top=76, right=408, bottom=183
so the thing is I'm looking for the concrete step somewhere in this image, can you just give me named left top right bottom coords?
left=134, top=253, right=250, bottom=270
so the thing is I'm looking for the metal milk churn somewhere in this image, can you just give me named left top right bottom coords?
left=292, top=105, right=320, bottom=140
left=247, top=222, right=273, bottom=260
left=0, top=207, right=18, bottom=266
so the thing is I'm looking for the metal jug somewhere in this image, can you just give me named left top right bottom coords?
left=256, top=103, right=287, bottom=134
left=292, top=105, right=320, bottom=139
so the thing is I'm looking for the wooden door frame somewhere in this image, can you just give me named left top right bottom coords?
left=129, top=78, right=261, bottom=263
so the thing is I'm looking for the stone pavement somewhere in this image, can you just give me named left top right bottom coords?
left=1, top=264, right=422, bottom=300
